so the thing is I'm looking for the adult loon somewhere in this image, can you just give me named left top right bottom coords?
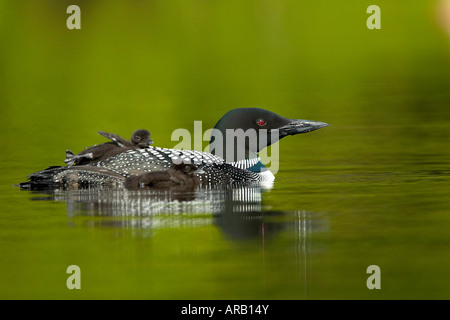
left=20, top=108, right=328, bottom=189
left=64, top=129, right=152, bottom=166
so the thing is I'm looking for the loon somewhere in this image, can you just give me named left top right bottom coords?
left=125, top=163, right=201, bottom=189
left=20, top=108, right=329, bottom=189
left=64, top=129, right=152, bottom=166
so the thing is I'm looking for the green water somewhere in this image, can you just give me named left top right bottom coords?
left=1, top=1, right=450, bottom=299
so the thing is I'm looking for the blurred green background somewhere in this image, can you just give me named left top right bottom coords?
left=1, top=0, right=448, bottom=156
left=0, top=0, right=450, bottom=300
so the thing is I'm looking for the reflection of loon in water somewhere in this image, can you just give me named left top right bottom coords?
left=27, top=184, right=328, bottom=298
left=28, top=185, right=328, bottom=242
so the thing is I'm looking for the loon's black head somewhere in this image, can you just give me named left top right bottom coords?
left=131, top=129, right=153, bottom=148
left=209, top=108, right=329, bottom=162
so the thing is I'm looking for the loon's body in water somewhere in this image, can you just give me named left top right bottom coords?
left=64, top=129, right=152, bottom=166
left=20, top=108, right=328, bottom=189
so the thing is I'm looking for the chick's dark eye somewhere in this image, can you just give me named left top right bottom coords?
left=135, top=136, right=141, bottom=140
left=257, top=119, right=266, bottom=126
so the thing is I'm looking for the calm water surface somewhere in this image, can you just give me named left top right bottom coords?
left=1, top=114, right=450, bottom=300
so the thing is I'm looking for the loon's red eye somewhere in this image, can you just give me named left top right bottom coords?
left=257, top=119, right=266, bottom=126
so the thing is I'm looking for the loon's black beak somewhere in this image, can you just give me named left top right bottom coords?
left=278, top=119, right=330, bottom=138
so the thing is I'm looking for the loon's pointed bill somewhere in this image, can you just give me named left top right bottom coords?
left=278, top=119, right=330, bottom=138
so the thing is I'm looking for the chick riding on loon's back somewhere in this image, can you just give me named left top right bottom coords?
left=20, top=108, right=329, bottom=189
left=65, top=129, right=153, bottom=166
